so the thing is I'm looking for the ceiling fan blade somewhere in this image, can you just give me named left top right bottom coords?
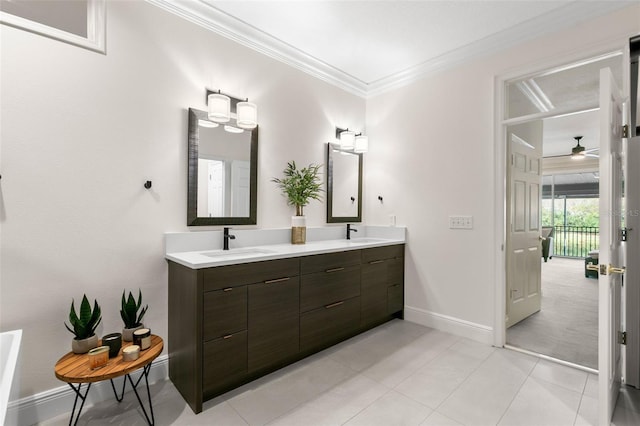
left=585, top=153, right=599, bottom=158
left=543, top=154, right=569, bottom=159
left=585, top=148, right=599, bottom=153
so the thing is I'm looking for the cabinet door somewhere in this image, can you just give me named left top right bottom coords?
left=248, top=277, right=300, bottom=373
left=387, top=257, right=404, bottom=314
left=203, top=330, right=247, bottom=397
left=300, top=296, right=360, bottom=353
left=361, top=260, right=389, bottom=328
left=300, top=265, right=360, bottom=312
left=203, top=286, right=247, bottom=341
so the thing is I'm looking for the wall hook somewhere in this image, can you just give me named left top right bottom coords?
left=378, top=196, right=383, bottom=203
left=144, top=180, right=152, bottom=189
left=350, top=196, right=355, bottom=203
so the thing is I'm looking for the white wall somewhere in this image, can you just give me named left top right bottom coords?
left=364, top=4, right=640, bottom=338
left=2, top=0, right=638, bottom=404
left=0, top=0, right=364, bottom=398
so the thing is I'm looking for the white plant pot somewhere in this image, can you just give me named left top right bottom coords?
left=291, top=216, right=306, bottom=244
left=122, top=324, right=144, bottom=342
left=71, top=334, right=99, bottom=354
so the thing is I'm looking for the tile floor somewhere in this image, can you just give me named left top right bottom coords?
left=40, top=320, right=640, bottom=426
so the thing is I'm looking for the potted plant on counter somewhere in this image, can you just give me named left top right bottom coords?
left=272, top=161, right=323, bottom=244
left=65, top=294, right=102, bottom=354
left=121, top=289, right=148, bottom=341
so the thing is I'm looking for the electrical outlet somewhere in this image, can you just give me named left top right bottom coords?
left=449, top=215, right=473, bottom=229
left=389, top=215, right=396, bottom=226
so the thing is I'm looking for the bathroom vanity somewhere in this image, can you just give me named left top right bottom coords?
left=166, top=230, right=405, bottom=414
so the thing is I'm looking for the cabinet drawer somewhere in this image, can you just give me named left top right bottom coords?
left=300, top=250, right=361, bottom=274
left=203, top=258, right=299, bottom=291
left=248, top=277, right=300, bottom=373
left=203, top=330, right=247, bottom=395
left=362, top=245, right=404, bottom=263
left=300, top=297, right=360, bottom=353
left=300, top=265, right=360, bottom=312
left=203, top=286, right=247, bottom=341
left=388, top=283, right=403, bottom=314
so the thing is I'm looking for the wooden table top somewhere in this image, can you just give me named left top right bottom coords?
left=55, top=335, right=163, bottom=383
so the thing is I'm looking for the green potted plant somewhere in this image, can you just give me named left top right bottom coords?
left=120, top=289, right=148, bottom=341
left=64, top=294, right=102, bottom=354
left=272, top=161, right=323, bottom=244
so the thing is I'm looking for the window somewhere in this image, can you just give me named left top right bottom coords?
left=0, top=0, right=105, bottom=53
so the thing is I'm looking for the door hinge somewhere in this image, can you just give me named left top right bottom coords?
left=619, top=331, right=627, bottom=345
left=620, top=228, right=628, bottom=242
left=622, top=124, right=629, bottom=138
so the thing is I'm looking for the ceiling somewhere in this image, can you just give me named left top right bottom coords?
left=149, top=0, right=632, bottom=159
left=150, top=0, right=633, bottom=97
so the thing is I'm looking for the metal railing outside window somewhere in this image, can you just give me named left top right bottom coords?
left=553, top=226, right=599, bottom=258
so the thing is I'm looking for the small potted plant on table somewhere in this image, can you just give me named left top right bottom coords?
left=65, top=294, right=102, bottom=354
left=121, top=289, right=148, bottom=341
left=272, top=161, right=323, bottom=244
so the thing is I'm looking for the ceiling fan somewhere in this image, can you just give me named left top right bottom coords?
left=544, top=136, right=599, bottom=159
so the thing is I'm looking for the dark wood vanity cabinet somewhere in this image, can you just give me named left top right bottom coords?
left=361, top=245, right=405, bottom=329
left=168, top=244, right=404, bottom=414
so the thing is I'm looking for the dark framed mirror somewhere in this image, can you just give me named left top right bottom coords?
left=187, top=108, right=258, bottom=226
left=326, top=143, right=362, bottom=223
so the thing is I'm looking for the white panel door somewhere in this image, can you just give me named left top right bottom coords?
left=507, top=121, right=543, bottom=328
left=625, top=135, right=640, bottom=388
left=598, top=67, right=626, bottom=425
left=231, top=160, right=250, bottom=217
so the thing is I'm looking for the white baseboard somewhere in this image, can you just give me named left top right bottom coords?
left=404, top=306, right=495, bottom=345
left=5, top=355, right=169, bottom=426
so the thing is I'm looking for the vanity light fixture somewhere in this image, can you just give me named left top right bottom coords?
left=207, top=91, right=231, bottom=123
left=336, top=127, right=368, bottom=153
left=236, top=100, right=258, bottom=129
left=354, top=134, right=368, bottom=153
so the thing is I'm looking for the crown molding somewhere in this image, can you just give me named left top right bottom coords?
left=146, top=0, right=368, bottom=97
left=147, top=0, right=634, bottom=99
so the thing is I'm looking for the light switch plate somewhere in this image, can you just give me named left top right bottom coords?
left=449, top=216, right=473, bottom=229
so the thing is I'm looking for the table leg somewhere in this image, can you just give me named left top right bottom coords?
left=66, top=382, right=91, bottom=426
left=125, top=363, right=155, bottom=425
left=109, top=376, right=127, bottom=402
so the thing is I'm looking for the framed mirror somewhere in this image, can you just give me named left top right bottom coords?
left=326, top=143, right=362, bottom=223
left=187, top=108, right=258, bottom=226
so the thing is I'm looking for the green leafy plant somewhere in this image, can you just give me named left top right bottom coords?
left=272, top=161, right=323, bottom=216
left=64, top=295, right=102, bottom=340
left=120, top=289, right=148, bottom=329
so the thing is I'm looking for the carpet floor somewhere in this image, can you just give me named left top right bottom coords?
left=506, top=257, right=598, bottom=370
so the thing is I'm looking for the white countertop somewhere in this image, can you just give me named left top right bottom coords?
left=165, top=226, right=405, bottom=269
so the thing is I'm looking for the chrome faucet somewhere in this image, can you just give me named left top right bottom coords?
left=223, top=227, right=236, bottom=250
left=346, top=224, right=358, bottom=240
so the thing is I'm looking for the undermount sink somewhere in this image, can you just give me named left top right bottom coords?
left=348, top=238, right=388, bottom=244
left=200, top=248, right=276, bottom=258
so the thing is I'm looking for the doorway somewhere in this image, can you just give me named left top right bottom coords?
left=498, top=51, right=624, bottom=370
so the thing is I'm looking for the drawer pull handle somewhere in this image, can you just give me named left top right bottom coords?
left=369, top=260, right=384, bottom=265
left=223, top=334, right=233, bottom=339
left=264, top=277, right=290, bottom=284
left=223, top=287, right=233, bottom=292
left=325, top=267, right=345, bottom=273
left=325, top=301, right=344, bottom=309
